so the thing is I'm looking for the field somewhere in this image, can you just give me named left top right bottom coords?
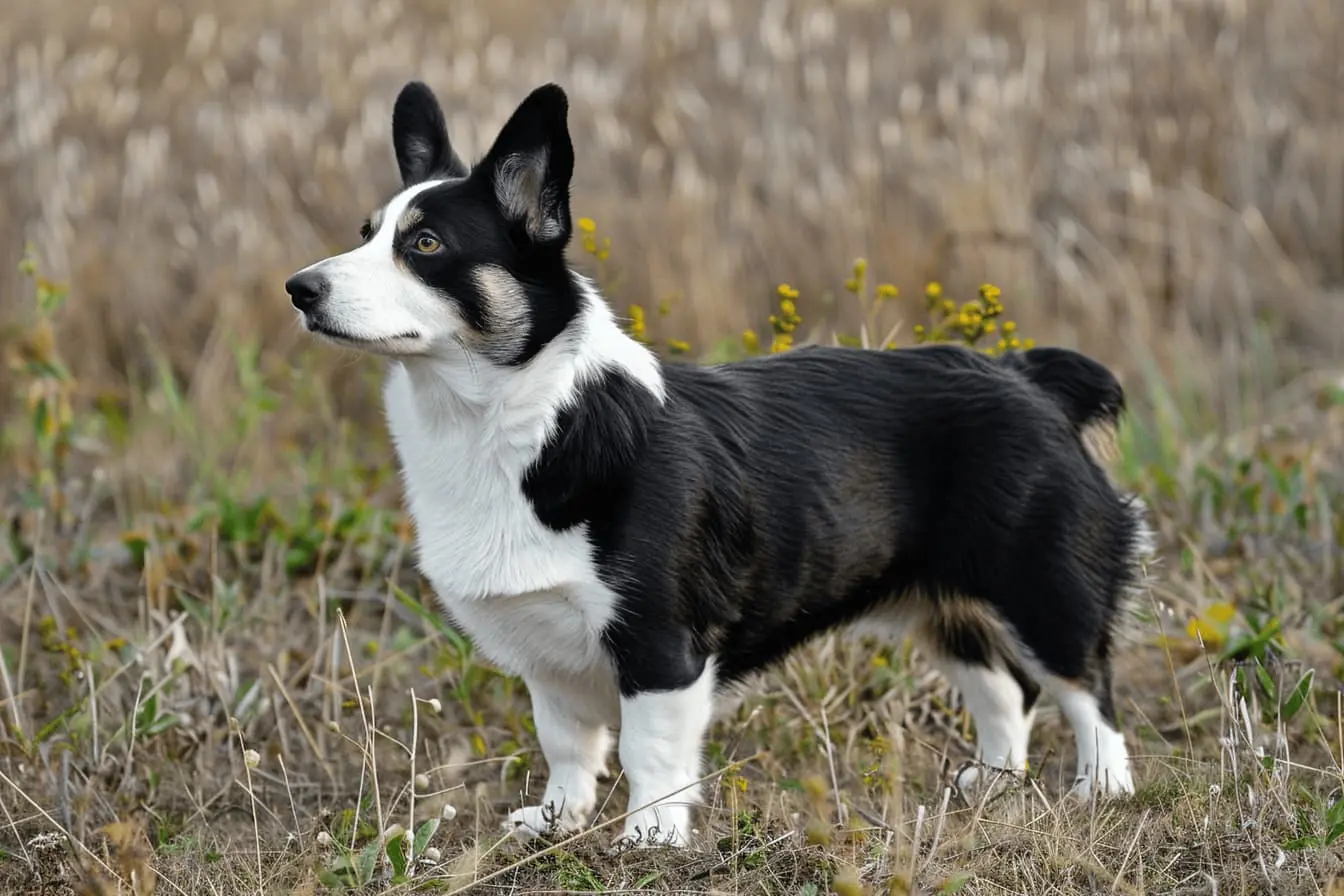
left=3, top=0, right=1344, bottom=893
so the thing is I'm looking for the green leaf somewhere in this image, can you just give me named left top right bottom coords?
left=1325, top=796, right=1344, bottom=844
left=1280, top=669, right=1314, bottom=720
left=1254, top=664, right=1277, bottom=703
left=412, top=817, right=439, bottom=859
left=1280, top=835, right=1322, bottom=851
left=355, top=838, right=381, bottom=885
left=386, top=829, right=409, bottom=881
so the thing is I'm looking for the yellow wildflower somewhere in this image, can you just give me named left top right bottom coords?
left=627, top=304, right=647, bottom=342
left=577, top=217, right=597, bottom=234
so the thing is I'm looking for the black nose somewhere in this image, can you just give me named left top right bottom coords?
left=285, top=270, right=329, bottom=314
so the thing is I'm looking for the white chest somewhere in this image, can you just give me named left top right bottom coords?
left=442, top=586, right=621, bottom=719
left=382, top=364, right=619, bottom=685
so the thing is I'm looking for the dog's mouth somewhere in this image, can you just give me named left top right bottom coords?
left=305, top=318, right=420, bottom=346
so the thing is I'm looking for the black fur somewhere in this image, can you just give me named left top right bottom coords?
left=387, top=80, right=1145, bottom=727
left=1003, top=346, right=1126, bottom=434
left=524, top=343, right=1146, bottom=716
left=388, top=81, right=579, bottom=364
left=392, top=81, right=469, bottom=185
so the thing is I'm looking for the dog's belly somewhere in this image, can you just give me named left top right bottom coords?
left=437, top=585, right=622, bottom=721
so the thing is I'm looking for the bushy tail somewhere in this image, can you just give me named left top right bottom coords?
left=1004, top=346, right=1126, bottom=464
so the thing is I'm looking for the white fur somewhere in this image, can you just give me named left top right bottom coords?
left=936, top=659, right=1034, bottom=795
left=506, top=679, right=613, bottom=837
left=300, top=181, right=675, bottom=842
left=294, top=179, right=672, bottom=842
left=1049, top=683, right=1134, bottom=799
left=289, top=179, right=464, bottom=354
left=616, top=659, right=717, bottom=848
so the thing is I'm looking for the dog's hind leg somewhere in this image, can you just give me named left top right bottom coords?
left=1038, top=643, right=1134, bottom=799
left=920, top=601, right=1041, bottom=797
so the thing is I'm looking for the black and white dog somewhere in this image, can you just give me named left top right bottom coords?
left=285, top=81, right=1154, bottom=849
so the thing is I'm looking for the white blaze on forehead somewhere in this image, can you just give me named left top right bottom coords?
left=287, top=177, right=468, bottom=353
left=363, top=179, right=453, bottom=252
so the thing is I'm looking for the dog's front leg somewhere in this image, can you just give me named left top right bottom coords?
left=505, top=679, right=611, bottom=840
left=613, top=659, right=716, bottom=850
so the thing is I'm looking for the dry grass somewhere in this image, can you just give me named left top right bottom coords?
left=3, top=0, right=1344, bottom=893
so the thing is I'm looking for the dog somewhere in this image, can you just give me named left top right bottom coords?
left=285, top=80, right=1155, bottom=850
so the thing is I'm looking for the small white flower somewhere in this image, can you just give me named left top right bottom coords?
left=381, top=823, right=406, bottom=844
left=316, top=831, right=333, bottom=847
left=414, top=773, right=430, bottom=791
left=326, top=720, right=341, bottom=733
left=243, top=749, right=260, bottom=768
left=440, top=804, right=458, bottom=822
left=423, top=846, right=442, bottom=863
left=428, top=698, right=443, bottom=714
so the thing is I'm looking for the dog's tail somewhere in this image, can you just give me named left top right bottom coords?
left=1006, top=346, right=1125, bottom=465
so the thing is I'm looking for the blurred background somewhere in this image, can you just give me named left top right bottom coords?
left=2, top=0, right=1341, bottom=445
left=3, top=8, right=1344, bottom=887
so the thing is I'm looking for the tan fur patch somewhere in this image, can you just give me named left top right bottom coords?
left=470, top=264, right=531, bottom=360
left=397, top=206, right=424, bottom=234
left=1080, top=420, right=1119, bottom=465
left=913, top=594, right=1018, bottom=657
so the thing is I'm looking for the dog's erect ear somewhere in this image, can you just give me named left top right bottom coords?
left=477, top=83, right=574, bottom=247
left=392, top=81, right=468, bottom=186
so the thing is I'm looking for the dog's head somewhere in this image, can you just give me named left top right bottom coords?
left=285, top=81, right=579, bottom=363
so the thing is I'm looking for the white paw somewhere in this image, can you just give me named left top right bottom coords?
left=1069, top=766, right=1135, bottom=801
left=504, top=804, right=580, bottom=842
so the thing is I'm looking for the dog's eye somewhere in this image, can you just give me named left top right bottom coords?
left=413, top=232, right=443, bottom=254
